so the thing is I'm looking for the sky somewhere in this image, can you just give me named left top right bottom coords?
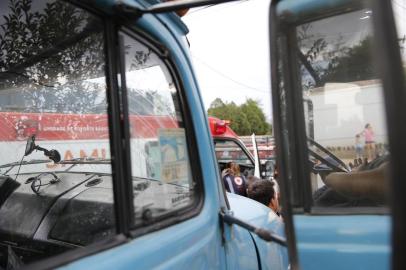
left=182, top=0, right=406, bottom=123
left=182, top=0, right=273, bottom=121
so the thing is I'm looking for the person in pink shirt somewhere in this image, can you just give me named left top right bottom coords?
left=360, top=123, right=375, bottom=161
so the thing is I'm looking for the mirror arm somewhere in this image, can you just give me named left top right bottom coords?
left=34, top=145, right=61, bottom=163
left=219, top=210, right=287, bottom=246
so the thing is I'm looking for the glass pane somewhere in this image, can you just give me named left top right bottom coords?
left=121, top=32, right=197, bottom=226
left=214, top=139, right=255, bottom=176
left=392, top=0, right=406, bottom=68
left=0, top=0, right=115, bottom=266
left=215, top=140, right=252, bottom=166
left=296, top=9, right=390, bottom=207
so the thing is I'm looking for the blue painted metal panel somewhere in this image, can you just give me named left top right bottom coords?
left=294, top=215, right=391, bottom=270
left=61, top=201, right=224, bottom=269
left=228, top=193, right=289, bottom=270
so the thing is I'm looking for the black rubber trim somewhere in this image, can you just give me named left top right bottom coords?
left=370, top=1, right=406, bottom=269
left=104, top=19, right=134, bottom=235
left=269, top=0, right=300, bottom=269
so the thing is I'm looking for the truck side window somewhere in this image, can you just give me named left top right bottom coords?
left=0, top=0, right=116, bottom=266
left=296, top=9, right=390, bottom=208
left=120, top=31, right=199, bottom=227
left=214, top=140, right=254, bottom=178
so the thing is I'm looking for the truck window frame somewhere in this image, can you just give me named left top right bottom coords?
left=118, top=26, right=205, bottom=238
left=271, top=0, right=395, bottom=215
left=213, top=137, right=255, bottom=209
left=270, top=0, right=406, bottom=268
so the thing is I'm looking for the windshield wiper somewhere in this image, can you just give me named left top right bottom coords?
left=0, top=159, right=52, bottom=175
left=58, top=157, right=111, bottom=172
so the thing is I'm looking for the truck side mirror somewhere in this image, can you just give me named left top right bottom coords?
left=25, top=135, right=36, bottom=156
left=261, top=160, right=275, bottom=179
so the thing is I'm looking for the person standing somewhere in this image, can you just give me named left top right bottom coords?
left=360, top=123, right=375, bottom=161
left=355, top=134, right=364, bottom=160
left=222, top=162, right=247, bottom=196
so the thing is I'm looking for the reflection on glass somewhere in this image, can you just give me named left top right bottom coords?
left=296, top=9, right=390, bottom=207
left=121, top=32, right=196, bottom=226
left=0, top=0, right=115, bottom=266
left=215, top=140, right=252, bottom=165
left=392, top=0, right=406, bottom=68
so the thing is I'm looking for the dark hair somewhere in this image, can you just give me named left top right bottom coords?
left=247, top=180, right=275, bottom=207
left=365, top=123, right=371, bottom=129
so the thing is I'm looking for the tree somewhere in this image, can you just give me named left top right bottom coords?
left=321, top=36, right=377, bottom=83
left=297, top=23, right=378, bottom=88
left=240, top=99, right=270, bottom=135
left=209, top=98, right=225, bottom=109
left=207, top=98, right=271, bottom=136
left=0, top=0, right=105, bottom=113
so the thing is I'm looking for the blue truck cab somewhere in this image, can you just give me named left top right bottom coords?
left=0, top=0, right=288, bottom=269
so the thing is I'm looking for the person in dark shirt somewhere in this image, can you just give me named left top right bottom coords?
left=222, top=162, right=247, bottom=196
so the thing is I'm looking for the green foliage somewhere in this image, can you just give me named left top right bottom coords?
left=208, top=98, right=271, bottom=135
left=321, top=36, right=377, bottom=83
left=0, top=0, right=105, bottom=113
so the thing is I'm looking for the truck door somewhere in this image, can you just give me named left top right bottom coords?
left=270, top=0, right=406, bottom=269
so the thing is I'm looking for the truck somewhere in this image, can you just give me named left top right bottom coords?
left=0, top=0, right=287, bottom=269
left=209, top=117, right=276, bottom=180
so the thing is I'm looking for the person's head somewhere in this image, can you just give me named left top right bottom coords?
left=365, top=123, right=371, bottom=129
left=247, top=180, right=279, bottom=212
left=227, top=162, right=241, bottom=176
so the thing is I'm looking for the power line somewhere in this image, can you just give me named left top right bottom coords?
left=191, top=54, right=269, bottom=93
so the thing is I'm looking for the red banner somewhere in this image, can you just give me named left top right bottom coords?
left=0, top=112, right=178, bottom=141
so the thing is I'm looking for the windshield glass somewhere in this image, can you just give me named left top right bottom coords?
left=215, top=139, right=253, bottom=166
left=296, top=9, right=390, bottom=207
left=0, top=3, right=111, bottom=175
